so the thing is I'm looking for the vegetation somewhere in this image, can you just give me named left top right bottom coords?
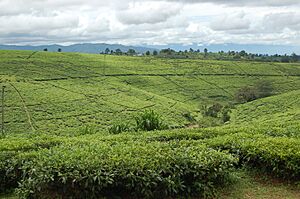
left=157, top=48, right=300, bottom=63
left=135, top=110, right=168, bottom=131
left=0, top=50, right=300, bottom=198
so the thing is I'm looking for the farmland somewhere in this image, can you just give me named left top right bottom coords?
left=1, top=50, right=300, bottom=198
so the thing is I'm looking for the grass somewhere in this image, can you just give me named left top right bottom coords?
left=222, top=170, right=300, bottom=199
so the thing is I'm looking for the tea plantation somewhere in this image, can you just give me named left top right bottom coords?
left=0, top=50, right=300, bottom=198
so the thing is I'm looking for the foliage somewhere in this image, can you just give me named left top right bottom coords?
left=135, top=110, right=168, bottom=131
left=203, top=103, right=223, bottom=118
left=235, top=86, right=258, bottom=103
left=206, top=133, right=300, bottom=180
left=0, top=50, right=299, bottom=134
left=108, top=122, right=130, bottom=134
left=235, top=81, right=274, bottom=103
left=255, top=80, right=273, bottom=98
left=0, top=135, right=66, bottom=192
left=16, top=140, right=236, bottom=199
left=200, top=103, right=232, bottom=126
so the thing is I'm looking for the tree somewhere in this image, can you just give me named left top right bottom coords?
left=204, top=48, right=208, bottom=57
left=235, top=86, right=257, bottom=103
left=105, top=48, right=110, bottom=54
left=239, top=50, right=247, bottom=57
left=203, top=103, right=223, bottom=118
left=115, top=49, right=122, bottom=55
left=43, top=48, right=48, bottom=51
left=145, top=51, right=151, bottom=56
left=127, top=49, right=136, bottom=55
left=153, top=50, right=158, bottom=56
left=291, top=53, right=299, bottom=62
left=58, top=48, right=62, bottom=52
left=160, top=48, right=175, bottom=55
left=255, top=80, right=273, bottom=98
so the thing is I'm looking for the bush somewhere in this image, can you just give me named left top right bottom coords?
left=17, top=140, right=236, bottom=199
left=206, top=133, right=300, bottom=180
left=135, top=110, right=168, bottom=131
left=108, top=123, right=130, bottom=134
left=0, top=135, right=65, bottom=192
left=255, top=80, right=273, bottom=98
left=235, top=86, right=258, bottom=103
left=235, top=81, right=273, bottom=103
left=203, top=103, right=223, bottom=118
left=200, top=104, right=232, bottom=126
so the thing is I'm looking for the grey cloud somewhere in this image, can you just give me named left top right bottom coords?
left=263, top=12, right=300, bottom=31
left=163, top=0, right=300, bottom=7
left=210, top=12, right=250, bottom=31
left=116, top=2, right=181, bottom=25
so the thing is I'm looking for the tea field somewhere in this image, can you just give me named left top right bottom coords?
left=1, top=50, right=300, bottom=134
left=0, top=50, right=300, bottom=198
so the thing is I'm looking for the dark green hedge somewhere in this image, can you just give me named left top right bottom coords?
left=17, top=140, right=236, bottom=199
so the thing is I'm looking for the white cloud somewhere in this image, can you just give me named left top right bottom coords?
left=116, top=2, right=181, bottom=25
left=0, top=0, right=300, bottom=46
left=210, top=12, right=250, bottom=31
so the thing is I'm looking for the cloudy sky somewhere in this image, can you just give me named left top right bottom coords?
left=1, top=0, right=300, bottom=46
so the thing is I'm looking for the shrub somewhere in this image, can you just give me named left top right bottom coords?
left=17, top=140, right=236, bottom=199
left=182, top=112, right=196, bottom=122
left=200, top=104, right=232, bottom=126
left=203, top=103, right=223, bottom=118
left=235, top=81, right=273, bottom=103
left=235, top=86, right=257, bottom=103
left=255, top=80, right=273, bottom=98
left=0, top=135, right=65, bottom=192
left=108, top=123, right=130, bottom=134
left=135, top=110, right=168, bottom=131
left=78, top=125, right=97, bottom=135
left=206, top=133, right=300, bottom=180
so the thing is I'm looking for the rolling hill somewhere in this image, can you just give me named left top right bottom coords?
left=1, top=50, right=300, bottom=198
left=1, top=50, right=300, bottom=135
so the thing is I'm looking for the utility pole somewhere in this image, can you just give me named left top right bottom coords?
left=1, top=86, right=5, bottom=136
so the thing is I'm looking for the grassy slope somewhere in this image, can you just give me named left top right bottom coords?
left=230, top=89, right=300, bottom=128
left=1, top=50, right=300, bottom=135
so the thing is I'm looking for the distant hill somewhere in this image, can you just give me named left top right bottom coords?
left=147, top=43, right=300, bottom=55
left=0, top=43, right=155, bottom=54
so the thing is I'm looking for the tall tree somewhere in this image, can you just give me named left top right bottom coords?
left=105, top=48, right=110, bottom=54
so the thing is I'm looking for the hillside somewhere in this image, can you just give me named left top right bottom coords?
left=1, top=50, right=300, bottom=134
left=231, top=89, right=300, bottom=126
left=1, top=50, right=300, bottom=198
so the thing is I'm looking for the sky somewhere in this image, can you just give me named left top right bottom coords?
left=1, top=0, right=300, bottom=47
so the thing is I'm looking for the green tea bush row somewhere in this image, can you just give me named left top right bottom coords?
left=17, top=140, right=237, bottom=198
left=0, top=135, right=65, bottom=192
left=206, top=133, right=300, bottom=180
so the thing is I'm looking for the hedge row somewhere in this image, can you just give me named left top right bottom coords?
left=0, top=135, right=66, bottom=192
left=17, top=140, right=236, bottom=198
left=206, top=133, right=300, bottom=180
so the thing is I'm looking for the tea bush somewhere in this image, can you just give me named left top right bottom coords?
left=0, top=135, right=65, bottom=192
left=17, top=140, right=236, bottom=199
left=206, top=133, right=300, bottom=180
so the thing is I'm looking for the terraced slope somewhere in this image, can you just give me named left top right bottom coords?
left=1, top=50, right=300, bottom=134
